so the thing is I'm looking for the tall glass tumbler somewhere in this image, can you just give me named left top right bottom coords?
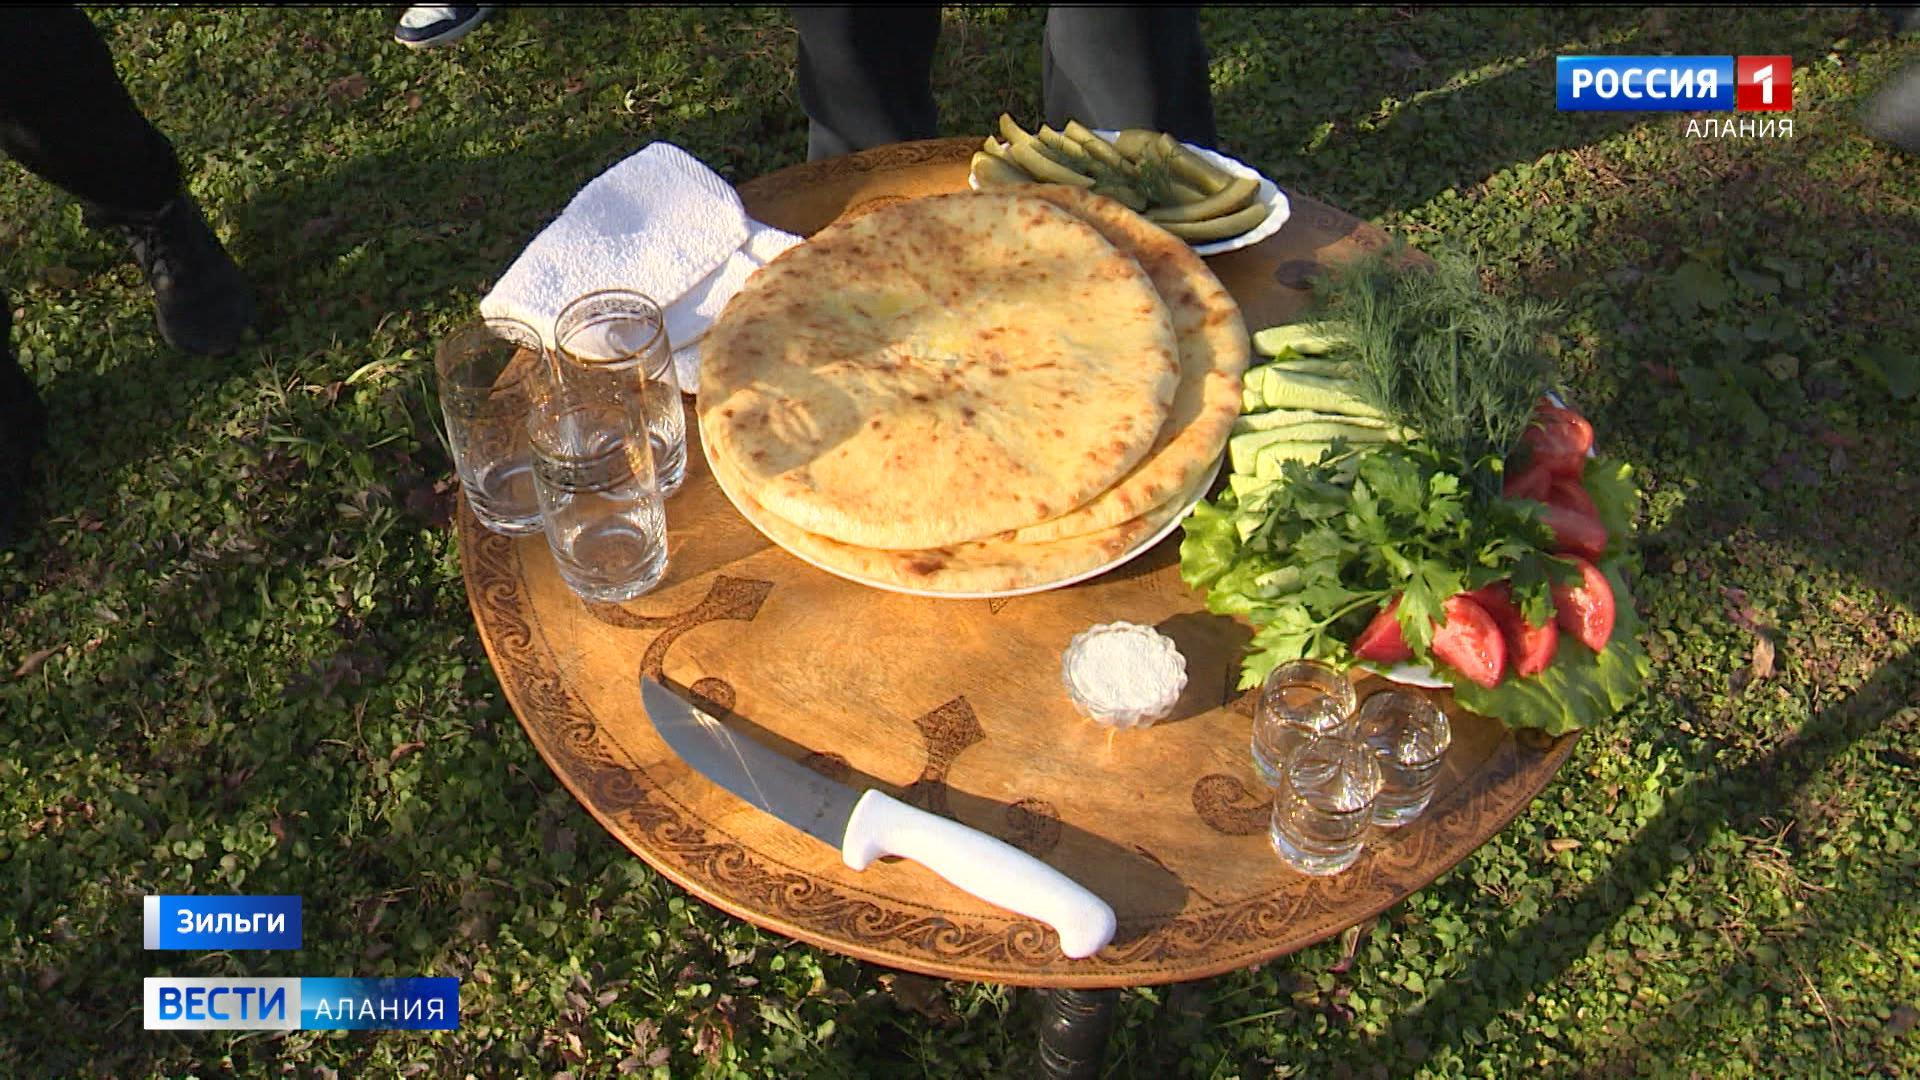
left=554, top=290, right=686, bottom=498
left=434, top=317, right=547, bottom=536
left=527, top=376, right=669, bottom=603
left=1250, top=660, right=1358, bottom=788
left=1269, top=735, right=1382, bottom=876
left=1353, top=690, right=1452, bottom=827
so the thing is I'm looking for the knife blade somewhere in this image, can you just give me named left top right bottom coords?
left=640, top=678, right=1117, bottom=959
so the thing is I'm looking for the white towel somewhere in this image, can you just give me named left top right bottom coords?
left=667, top=223, right=805, bottom=387
left=663, top=223, right=803, bottom=351
left=479, top=142, right=802, bottom=389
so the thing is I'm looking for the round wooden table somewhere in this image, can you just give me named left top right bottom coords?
left=458, top=137, right=1577, bottom=1071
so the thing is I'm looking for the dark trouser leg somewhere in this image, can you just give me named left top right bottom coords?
left=1041, top=6, right=1217, bottom=149
left=0, top=291, right=41, bottom=436
left=0, top=292, right=30, bottom=419
left=0, top=6, right=183, bottom=214
left=0, top=7, right=253, bottom=355
left=1, top=292, right=49, bottom=542
left=1864, top=63, right=1920, bottom=154
left=791, top=5, right=943, bottom=160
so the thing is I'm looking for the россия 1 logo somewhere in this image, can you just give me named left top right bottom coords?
left=1558, top=55, right=1793, bottom=112
left=1557, top=55, right=1793, bottom=138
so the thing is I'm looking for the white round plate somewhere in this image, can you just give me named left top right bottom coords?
left=1359, top=662, right=1451, bottom=689
left=969, top=131, right=1290, bottom=256
left=1359, top=391, right=1594, bottom=690
left=706, top=432, right=1224, bottom=601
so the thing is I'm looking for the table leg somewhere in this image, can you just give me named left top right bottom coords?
left=1036, top=987, right=1122, bottom=1079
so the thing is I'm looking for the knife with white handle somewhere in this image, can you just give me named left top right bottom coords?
left=641, top=678, right=1117, bottom=959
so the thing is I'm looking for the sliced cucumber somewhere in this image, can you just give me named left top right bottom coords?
left=1232, top=408, right=1393, bottom=435
left=1258, top=370, right=1386, bottom=418
left=1251, top=440, right=1338, bottom=478
left=1252, top=324, right=1348, bottom=357
left=1228, top=473, right=1278, bottom=500
left=1269, top=358, right=1359, bottom=380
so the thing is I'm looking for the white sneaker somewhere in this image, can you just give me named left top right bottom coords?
left=393, top=5, right=496, bottom=49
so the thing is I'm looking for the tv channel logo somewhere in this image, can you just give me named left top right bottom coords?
left=145, top=977, right=459, bottom=1031
left=1557, top=56, right=1792, bottom=112
left=144, top=978, right=301, bottom=1031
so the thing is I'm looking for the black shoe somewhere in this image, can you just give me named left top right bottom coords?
left=90, top=194, right=256, bottom=356
left=0, top=361, right=47, bottom=547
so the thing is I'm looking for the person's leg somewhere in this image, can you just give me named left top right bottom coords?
left=1863, top=8, right=1920, bottom=153
left=1863, top=64, right=1920, bottom=154
left=792, top=6, right=943, bottom=160
left=0, top=292, right=49, bottom=544
left=0, top=6, right=253, bottom=355
left=1041, top=6, right=1217, bottom=149
left=0, top=7, right=181, bottom=213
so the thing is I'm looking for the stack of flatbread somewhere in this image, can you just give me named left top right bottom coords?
left=697, top=186, right=1249, bottom=595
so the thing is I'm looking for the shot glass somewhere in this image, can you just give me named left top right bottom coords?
left=434, top=317, right=548, bottom=536
left=527, top=375, right=669, bottom=603
left=1250, top=660, right=1358, bottom=788
left=554, top=290, right=686, bottom=498
left=1269, top=734, right=1382, bottom=876
left=1352, top=690, right=1453, bottom=827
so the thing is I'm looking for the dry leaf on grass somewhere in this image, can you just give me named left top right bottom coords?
left=326, top=73, right=370, bottom=103
left=1331, top=917, right=1376, bottom=974
left=878, top=973, right=962, bottom=1028
left=13, top=646, right=61, bottom=678
left=1721, top=586, right=1780, bottom=692
left=1888, top=1004, right=1918, bottom=1036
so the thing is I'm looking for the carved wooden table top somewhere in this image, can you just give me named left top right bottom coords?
left=457, top=137, right=1577, bottom=989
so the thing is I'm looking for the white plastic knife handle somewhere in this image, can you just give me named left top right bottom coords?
left=841, top=789, right=1117, bottom=959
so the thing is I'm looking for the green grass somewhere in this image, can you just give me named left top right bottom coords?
left=3, top=5, right=1917, bottom=1076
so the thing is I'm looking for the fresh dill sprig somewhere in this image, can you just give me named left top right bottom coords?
left=1303, top=245, right=1560, bottom=490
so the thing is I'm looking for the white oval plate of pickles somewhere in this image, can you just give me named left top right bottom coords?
left=970, top=128, right=1290, bottom=257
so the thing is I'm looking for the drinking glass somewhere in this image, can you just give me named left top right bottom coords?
left=434, top=317, right=547, bottom=536
left=1269, top=735, right=1382, bottom=876
left=554, top=290, right=686, bottom=498
left=1250, top=660, right=1358, bottom=788
left=1353, top=690, right=1453, bottom=827
left=527, top=375, right=669, bottom=603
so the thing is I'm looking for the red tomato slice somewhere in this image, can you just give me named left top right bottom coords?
left=1431, top=594, right=1507, bottom=689
left=1465, top=582, right=1560, bottom=677
left=1522, top=400, right=1593, bottom=479
left=1545, top=476, right=1598, bottom=520
left=1537, top=399, right=1594, bottom=452
left=1551, top=556, right=1616, bottom=652
left=1503, top=457, right=1555, bottom=503
left=1353, top=597, right=1413, bottom=663
left=1538, top=503, right=1608, bottom=560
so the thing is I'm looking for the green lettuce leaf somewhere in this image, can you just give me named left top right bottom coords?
left=1178, top=495, right=1241, bottom=592
left=1583, top=456, right=1638, bottom=561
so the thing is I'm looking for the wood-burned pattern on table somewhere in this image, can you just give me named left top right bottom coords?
left=458, top=138, right=1577, bottom=988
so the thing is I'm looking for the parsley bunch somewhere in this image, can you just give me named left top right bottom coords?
left=1182, top=440, right=1568, bottom=690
